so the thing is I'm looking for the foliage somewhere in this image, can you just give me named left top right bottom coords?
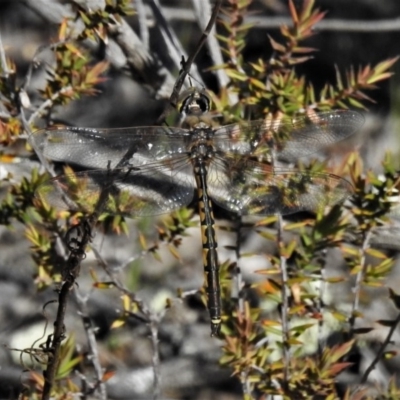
left=1, top=0, right=400, bottom=399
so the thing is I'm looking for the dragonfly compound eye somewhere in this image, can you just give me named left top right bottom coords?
left=178, top=88, right=211, bottom=116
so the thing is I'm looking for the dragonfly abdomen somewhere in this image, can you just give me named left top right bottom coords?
left=193, top=160, right=221, bottom=336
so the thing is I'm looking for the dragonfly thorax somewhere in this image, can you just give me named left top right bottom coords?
left=185, top=124, right=217, bottom=162
left=181, top=114, right=216, bottom=130
left=190, top=142, right=215, bottom=160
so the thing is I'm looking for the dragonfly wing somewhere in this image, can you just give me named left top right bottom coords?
left=208, top=155, right=352, bottom=216
left=32, top=126, right=190, bottom=170
left=213, top=110, right=364, bottom=162
left=36, top=157, right=195, bottom=217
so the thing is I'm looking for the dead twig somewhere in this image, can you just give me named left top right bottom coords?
left=157, top=0, right=222, bottom=124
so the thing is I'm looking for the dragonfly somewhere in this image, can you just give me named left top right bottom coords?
left=32, top=88, right=364, bottom=336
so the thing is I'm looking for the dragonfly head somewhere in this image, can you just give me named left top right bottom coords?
left=178, top=87, right=211, bottom=117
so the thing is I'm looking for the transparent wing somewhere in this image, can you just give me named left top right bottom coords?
left=32, top=126, right=190, bottom=170
left=212, top=110, right=364, bottom=162
left=207, top=155, right=352, bottom=216
left=36, top=156, right=196, bottom=217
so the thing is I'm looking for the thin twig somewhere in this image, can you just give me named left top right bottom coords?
left=157, top=0, right=222, bottom=123
left=27, top=85, right=73, bottom=125
left=359, top=310, right=400, bottom=384
left=348, top=230, right=372, bottom=335
left=0, top=32, right=11, bottom=78
left=41, top=222, right=92, bottom=400
left=151, top=7, right=400, bottom=33
left=147, top=0, right=202, bottom=85
left=232, top=217, right=252, bottom=398
left=75, top=290, right=107, bottom=400
left=135, top=0, right=149, bottom=51
left=277, top=215, right=290, bottom=386
left=20, top=107, right=55, bottom=177
left=316, top=247, right=327, bottom=360
left=233, top=218, right=245, bottom=313
left=91, top=245, right=164, bottom=399
left=0, top=32, right=13, bottom=119
left=190, top=0, right=230, bottom=91
left=149, top=316, right=161, bottom=400
left=312, top=17, right=400, bottom=32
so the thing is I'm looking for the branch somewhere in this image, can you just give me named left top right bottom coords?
left=277, top=215, right=290, bottom=386
left=90, top=245, right=164, bottom=399
left=348, top=230, right=372, bottom=336
left=155, top=7, right=400, bottom=33
left=146, top=0, right=203, bottom=85
left=21, top=0, right=175, bottom=99
left=157, top=0, right=222, bottom=124
left=190, top=0, right=230, bottom=90
left=41, top=222, right=92, bottom=400
left=360, top=310, right=400, bottom=384
left=75, top=291, right=107, bottom=399
left=107, top=18, right=175, bottom=99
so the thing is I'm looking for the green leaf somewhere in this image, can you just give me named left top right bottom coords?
left=365, top=247, right=387, bottom=259
left=383, top=350, right=398, bottom=359
left=290, top=323, right=316, bottom=335
left=330, top=310, right=348, bottom=322
left=225, top=69, right=248, bottom=81
left=325, top=276, right=346, bottom=284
